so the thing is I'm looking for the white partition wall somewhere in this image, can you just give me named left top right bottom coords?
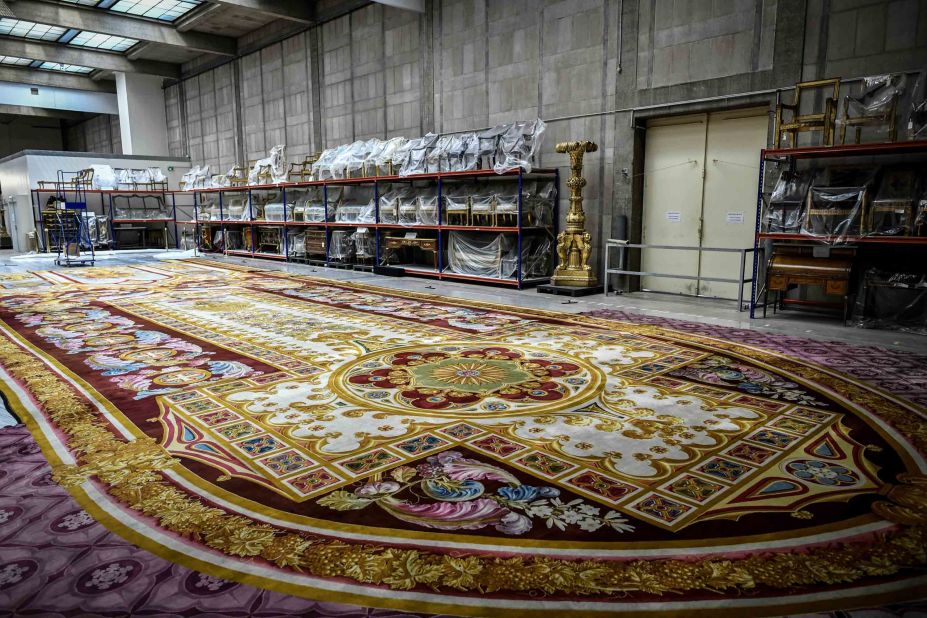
left=0, top=150, right=191, bottom=250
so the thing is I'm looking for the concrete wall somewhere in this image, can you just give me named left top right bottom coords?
left=166, top=0, right=927, bottom=272
left=0, top=117, right=64, bottom=158
left=66, top=114, right=122, bottom=155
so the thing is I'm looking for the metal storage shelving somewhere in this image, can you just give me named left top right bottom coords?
left=189, top=167, right=560, bottom=288
left=749, top=139, right=927, bottom=319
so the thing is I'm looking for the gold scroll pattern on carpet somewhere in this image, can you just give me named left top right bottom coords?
left=1, top=261, right=926, bottom=613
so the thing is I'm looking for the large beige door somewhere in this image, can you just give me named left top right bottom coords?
left=640, top=114, right=707, bottom=295
left=699, top=110, right=768, bottom=299
left=641, top=109, right=767, bottom=300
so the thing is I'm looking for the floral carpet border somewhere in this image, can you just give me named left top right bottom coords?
left=0, top=261, right=925, bottom=616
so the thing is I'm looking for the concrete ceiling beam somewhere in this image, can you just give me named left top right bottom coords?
left=8, top=0, right=237, bottom=56
left=0, top=65, right=116, bottom=91
left=0, top=38, right=180, bottom=78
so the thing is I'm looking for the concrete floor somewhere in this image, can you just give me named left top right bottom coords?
left=3, top=248, right=926, bottom=354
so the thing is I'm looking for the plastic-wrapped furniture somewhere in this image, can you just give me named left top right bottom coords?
left=524, top=181, right=555, bottom=227
left=180, top=165, right=209, bottom=191
left=803, top=166, right=877, bottom=240
left=288, top=154, right=319, bottom=182
left=775, top=79, right=840, bottom=148
left=495, top=193, right=519, bottom=226
left=445, top=191, right=470, bottom=226
left=248, top=145, right=286, bottom=185
left=868, top=167, right=919, bottom=235
left=251, top=192, right=280, bottom=220
left=446, top=232, right=511, bottom=278
left=839, top=74, right=904, bottom=144
left=399, top=195, right=420, bottom=225
left=288, top=230, right=306, bottom=258
left=329, top=229, right=354, bottom=262
left=228, top=165, right=249, bottom=187
left=426, top=135, right=454, bottom=172
left=264, top=202, right=294, bottom=222
left=354, top=228, right=375, bottom=263
left=399, top=134, right=435, bottom=176
left=764, top=170, right=813, bottom=233
left=224, top=197, right=249, bottom=221
left=908, top=67, right=927, bottom=140
left=256, top=227, right=282, bottom=254
left=379, top=188, right=406, bottom=224
left=470, top=194, right=494, bottom=226
left=372, top=137, right=406, bottom=176
left=112, top=194, right=170, bottom=220
left=418, top=194, right=439, bottom=225
left=478, top=125, right=506, bottom=169
left=494, top=119, right=546, bottom=174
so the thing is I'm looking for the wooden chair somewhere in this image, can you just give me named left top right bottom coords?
left=444, top=194, right=470, bottom=226
left=839, top=76, right=900, bottom=144
left=288, top=154, right=320, bottom=182
left=228, top=165, right=248, bottom=187
left=775, top=79, right=841, bottom=148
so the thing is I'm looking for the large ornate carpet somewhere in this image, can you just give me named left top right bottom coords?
left=0, top=259, right=925, bottom=617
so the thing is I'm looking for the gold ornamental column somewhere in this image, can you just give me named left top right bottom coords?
left=551, top=140, right=598, bottom=287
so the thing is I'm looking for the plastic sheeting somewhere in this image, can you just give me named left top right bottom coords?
left=908, top=67, right=927, bottom=141
left=90, top=165, right=118, bottom=190
left=764, top=169, right=813, bottom=233
left=837, top=74, right=906, bottom=143
left=869, top=167, right=920, bottom=236
left=116, top=167, right=166, bottom=187
left=445, top=231, right=553, bottom=279
left=333, top=187, right=375, bottom=223
left=523, top=180, right=555, bottom=227
left=329, top=229, right=354, bottom=261
left=182, top=165, right=210, bottom=190
left=379, top=187, right=408, bottom=224
left=354, top=228, right=376, bottom=261
left=288, top=230, right=307, bottom=257
left=493, top=119, right=546, bottom=174
left=801, top=166, right=877, bottom=242
left=446, top=231, right=515, bottom=278
left=222, top=197, right=251, bottom=221
left=112, top=194, right=170, bottom=220
left=851, top=268, right=927, bottom=334
left=248, top=145, right=287, bottom=185
left=264, top=202, right=295, bottom=221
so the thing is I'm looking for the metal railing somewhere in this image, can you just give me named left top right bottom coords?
left=603, top=239, right=760, bottom=311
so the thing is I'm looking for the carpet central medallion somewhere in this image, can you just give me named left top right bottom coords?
left=334, top=343, right=601, bottom=413
left=1, top=260, right=925, bottom=617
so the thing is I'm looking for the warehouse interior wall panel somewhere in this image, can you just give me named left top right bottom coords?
left=150, top=0, right=927, bottom=276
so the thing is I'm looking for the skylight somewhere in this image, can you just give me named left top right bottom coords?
left=68, top=31, right=138, bottom=52
left=60, top=0, right=202, bottom=22
left=38, top=61, right=94, bottom=74
left=109, top=0, right=202, bottom=22
left=0, top=19, right=68, bottom=41
left=0, top=55, right=34, bottom=67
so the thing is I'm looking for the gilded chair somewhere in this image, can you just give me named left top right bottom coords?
left=775, top=79, right=841, bottom=148
left=444, top=193, right=470, bottom=226
left=494, top=193, right=519, bottom=226
left=470, top=194, right=494, bottom=226
left=839, top=75, right=902, bottom=144
left=228, top=165, right=249, bottom=187
left=288, top=154, right=320, bottom=182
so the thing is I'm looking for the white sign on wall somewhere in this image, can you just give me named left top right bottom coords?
left=725, top=211, right=744, bottom=224
left=665, top=211, right=681, bottom=222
